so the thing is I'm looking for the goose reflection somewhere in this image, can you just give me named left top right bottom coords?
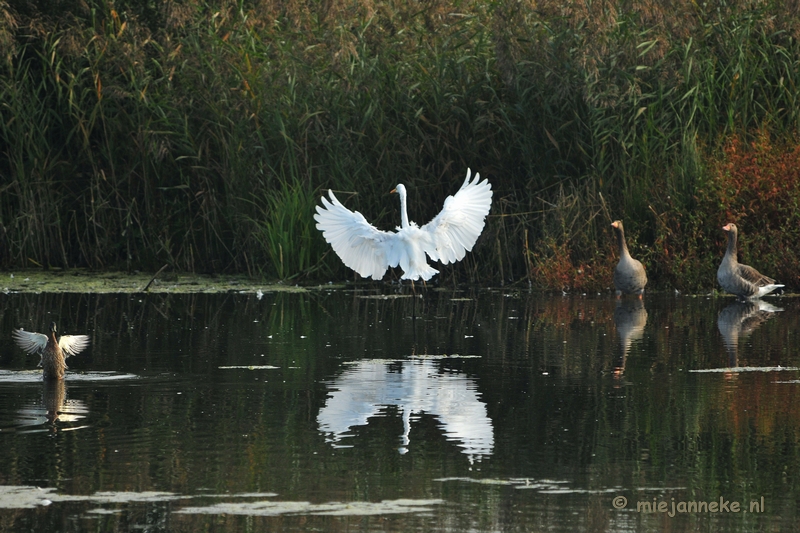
left=717, top=300, right=782, bottom=367
left=318, top=359, right=493, bottom=462
left=612, top=299, right=648, bottom=376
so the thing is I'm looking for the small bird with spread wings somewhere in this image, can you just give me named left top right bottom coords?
left=314, top=168, right=492, bottom=282
left=12, top=322, right=90, bottom=380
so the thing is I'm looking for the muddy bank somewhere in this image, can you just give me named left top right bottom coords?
left=0, top=270, right=318, bottom=294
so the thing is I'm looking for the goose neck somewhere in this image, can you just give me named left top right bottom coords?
left=726, top=228, right=738, bottom=262
left=616, top=227, right=630, bottom=257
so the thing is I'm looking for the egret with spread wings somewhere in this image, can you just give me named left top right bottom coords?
left=314, top=168, right=492, bottom=281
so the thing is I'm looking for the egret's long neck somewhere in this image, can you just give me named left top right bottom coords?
left=399, top=188, right=410, bottom=229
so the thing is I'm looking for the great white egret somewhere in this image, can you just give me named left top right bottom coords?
left=314, top=168, right=492, bottom=281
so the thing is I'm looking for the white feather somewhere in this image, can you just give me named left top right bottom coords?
left=11, top=329, right=48, bottom=355
left=59, top=334, right=91, bottom=356
left=12, top=327, right=90, bottom=361
left=313, top=191, right=394, bottom=280
left=755, top=284, right=784, bottom=298
left=421, top=169, right=493, bottom=265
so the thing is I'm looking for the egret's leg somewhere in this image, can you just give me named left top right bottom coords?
left=411, top=280, right=417, bottom=321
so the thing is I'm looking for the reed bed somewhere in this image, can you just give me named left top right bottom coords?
left=0, top=0, right=798, bottom=290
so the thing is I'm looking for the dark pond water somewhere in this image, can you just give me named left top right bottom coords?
left=0, top=288, right=799, bottom=532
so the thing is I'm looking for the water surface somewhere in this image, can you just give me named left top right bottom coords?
left=0, top=289, right=798, bottom=532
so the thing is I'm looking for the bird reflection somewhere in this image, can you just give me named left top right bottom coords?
left=318, top=359, right=493, bottom=462
left=15, top=381, right=89, bottom=432
left=42, top=379, right=66, bottom=423
left=717, top=300, right=782, bottom=367
left=612, top=299, right=648, bottom=376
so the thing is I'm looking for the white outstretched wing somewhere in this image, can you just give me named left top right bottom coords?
left=12, top=329, right=90, bottom=358
left=421, top=169, right=492, bottom=264
left=59, top=334, right=90, bottom=357
left=314, top=190, right=396, bottom=280
left=12, top=329, right=48, bottom=354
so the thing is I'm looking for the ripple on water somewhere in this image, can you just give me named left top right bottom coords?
left=0, top=371, right=139, bottom=433
left=0, top=370, right=140, bottom=383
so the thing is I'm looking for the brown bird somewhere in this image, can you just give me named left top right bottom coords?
left=716, top=223, right=783, bottom=299
left=12, top=322, right=90, bottom=380
left=611, top=220, right=647, bottom=298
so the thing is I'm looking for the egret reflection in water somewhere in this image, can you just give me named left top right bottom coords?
left=318, top=359, right=493, bottom=461
left=612, top=299, right=648, bottom=376
left=717, top=300, right=783, bottom=367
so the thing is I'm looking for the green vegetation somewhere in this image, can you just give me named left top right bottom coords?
left=0, top=0, right=798, bottom=289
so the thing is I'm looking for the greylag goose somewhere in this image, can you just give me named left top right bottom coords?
left=12, top=322, right=90, bottom=380
left=611, top=220, right=647, bottom=298
left=716, top=223, right=783, bottom=299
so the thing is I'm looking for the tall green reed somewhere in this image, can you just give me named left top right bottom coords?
left=0, top=0, right=798, bottom=288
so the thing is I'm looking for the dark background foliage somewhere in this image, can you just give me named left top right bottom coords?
left=0, top=0, right=798, bottom=290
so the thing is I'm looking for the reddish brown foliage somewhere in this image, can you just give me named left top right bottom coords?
left=713, top=131, right=800, bottom=223
left=530, top=237, right=617, bottom=292
left=706, top=131, right=800, bottom=288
